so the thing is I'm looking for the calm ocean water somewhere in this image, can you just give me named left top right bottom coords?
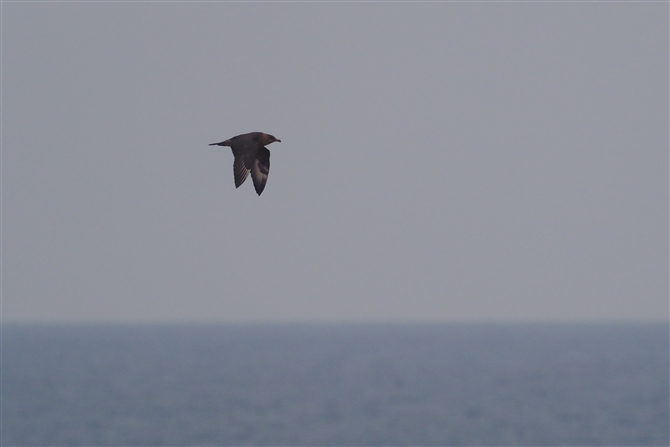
left=3, top=323, right=668, bottom=446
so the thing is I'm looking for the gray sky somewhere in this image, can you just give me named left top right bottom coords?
left=3, top=2, right=668, bottom=323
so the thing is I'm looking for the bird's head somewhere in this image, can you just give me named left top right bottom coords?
left=265, top=134, right=281, bottom=144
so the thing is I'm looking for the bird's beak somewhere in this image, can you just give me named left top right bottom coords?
left=276, top=139, right=281, bottom=143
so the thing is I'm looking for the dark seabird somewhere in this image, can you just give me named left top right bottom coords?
left=209, top=132, right=281, bottom=196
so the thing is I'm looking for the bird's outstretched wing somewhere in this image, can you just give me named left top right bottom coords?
left=233, top=156, right=249, bottom=188
left=251, top=146, right=271, bottom=195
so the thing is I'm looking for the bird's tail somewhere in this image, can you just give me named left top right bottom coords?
left=209, top=139, right=231, bottom=147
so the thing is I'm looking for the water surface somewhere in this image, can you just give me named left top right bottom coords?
left=3, top=323, right=668, bottom=445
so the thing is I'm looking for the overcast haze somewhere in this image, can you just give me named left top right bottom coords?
left=3, top=2, right=668, bottom=323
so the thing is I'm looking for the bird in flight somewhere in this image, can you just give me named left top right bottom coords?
left=209, top=132, right=281, bottom=196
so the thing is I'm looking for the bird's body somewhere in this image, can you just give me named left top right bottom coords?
left=209, top=132, right=281, bottom=195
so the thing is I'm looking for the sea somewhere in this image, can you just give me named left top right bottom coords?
left=2, top=323, right=668, bottom=446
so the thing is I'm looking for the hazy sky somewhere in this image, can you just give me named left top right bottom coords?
left=3, top=2, right=668, bottom=323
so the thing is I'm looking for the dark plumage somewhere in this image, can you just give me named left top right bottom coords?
left=209, top=132, right=281, bottom=196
